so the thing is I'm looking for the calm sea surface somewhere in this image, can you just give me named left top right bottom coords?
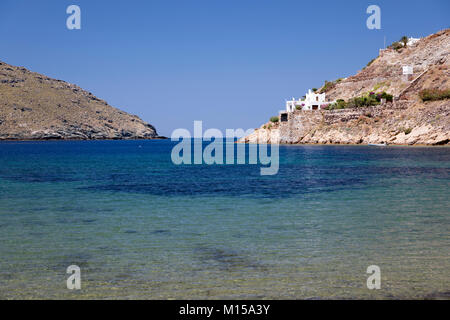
left=0, top=140, right=448, bottom=299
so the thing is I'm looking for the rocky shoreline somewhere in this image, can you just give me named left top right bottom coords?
left=0, top=136, right=168, bottom=141
left=240, top=100, right=449, bottom=146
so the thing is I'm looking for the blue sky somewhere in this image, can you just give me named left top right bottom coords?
left=0, top=0, right=448, bottom=136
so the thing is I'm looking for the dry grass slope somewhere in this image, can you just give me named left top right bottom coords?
left=0, top=61, right=159, bottom=140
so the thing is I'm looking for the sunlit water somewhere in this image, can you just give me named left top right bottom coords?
left=0, top=140, right=448, bottom=299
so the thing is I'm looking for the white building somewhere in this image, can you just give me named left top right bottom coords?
left=285, top=89, right=332, bottom=112
left=406, top=37, right=421, bottom=47
left=402, top=65, right=413, bottom=75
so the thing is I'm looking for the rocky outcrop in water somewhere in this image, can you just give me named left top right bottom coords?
left=0, top=61, right=161, bottom=140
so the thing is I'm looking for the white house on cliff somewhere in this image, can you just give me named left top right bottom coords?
left=285, top=89, right=333, bottom=112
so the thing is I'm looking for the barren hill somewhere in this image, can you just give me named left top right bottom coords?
left=241, top=29, right=449, bottom=146
left=0, top=61, right=160, bottom=140
left=324, top=29, right=449, bottom=101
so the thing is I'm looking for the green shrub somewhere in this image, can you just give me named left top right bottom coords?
left=377, top=91, right=393, bottom=102
left=389, top=41, right=404, bottom=51
left=328, top=99, right=347, bottom=110
left=347, top=95, right=379, bottom=108
left=404, top=128, right=412, bottom=135
left=270, top=116, right=279, bottom=123
left=367, top=58, right=376, bottom=67
left=388, top=36, right=414, bottom=50
left=419, top=88, right=450, bottom=101
left=320, top=81, right=334, bottom=93
left=389, top=36, right=408, bottom=51
left=400, top=36, right=408, bottom=47
left=336, top=99, right=347, bottom=109
left=328, top=91, right=392, bottom=110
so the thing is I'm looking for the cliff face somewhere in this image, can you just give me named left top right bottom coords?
left=242, top=29, right=449, bottom=146
left=244, top=100, right=448, bottom=145
left=0, top=61, right=159, bottom=140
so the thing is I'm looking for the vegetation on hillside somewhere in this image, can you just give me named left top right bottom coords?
left=270, top=116, right=279, bottom=123
left=388, top=35, right=409, bottom=51
left=326, top=91, right=393, bottom=110
left=319, top=78, right=343, bottom=94
left=366, top=58, right=377, bottom=67
left=419, top=88, right=450, bottom=102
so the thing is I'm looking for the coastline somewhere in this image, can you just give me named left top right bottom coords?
left=0, top=136, right=169, bottom=142
left=1, top=138, right=447, bottom=146
left=239, top=100, right=449, bottom=147
left=238, top=141, right=450, bottom=147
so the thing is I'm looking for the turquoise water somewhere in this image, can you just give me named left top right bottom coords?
left=0, top=140, right=448, bottom=299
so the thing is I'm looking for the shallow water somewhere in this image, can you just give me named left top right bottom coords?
left=0, top=140, right=448, bottom=299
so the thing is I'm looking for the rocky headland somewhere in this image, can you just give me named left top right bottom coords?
left=241, top=29, right=449, bottom=145
left=0, top=61, right=162, bottom=140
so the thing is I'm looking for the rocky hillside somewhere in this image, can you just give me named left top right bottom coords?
left=0, top=61, right=160, bottom=140
left=241, top=29, right=449, bottom=145
left=325, top=29, right=449, bottom=101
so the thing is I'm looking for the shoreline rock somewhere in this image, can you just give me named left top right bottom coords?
left=240, top=100, right=449, bottom=146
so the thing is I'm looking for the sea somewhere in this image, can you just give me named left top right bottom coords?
left=0, top=140, right=448, bottom=299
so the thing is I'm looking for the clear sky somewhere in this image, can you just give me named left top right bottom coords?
left=0, top=0, right=448, bottom=136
